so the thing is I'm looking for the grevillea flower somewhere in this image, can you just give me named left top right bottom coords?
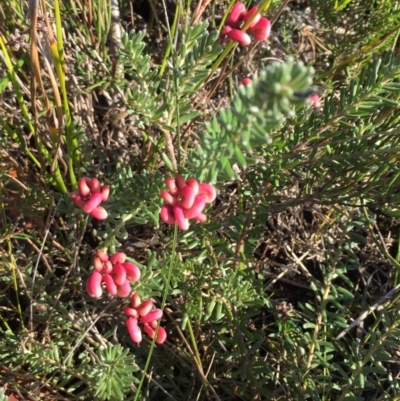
left=86, top=250, right=141, bottom=298
left=220, top=25, right=233, bottom=43
left=220, top=25, right=251, bottom=47
left=308, top=94, right=320, bottom=104
left=221, top=4, right=272, bottom=46
left=143, top=324, right=167, bottom=344
left=86, top=271, right=103, bottom=298
left=126, top=317, right=142, bottom=343
left=123, top=294, right=167, bottom=344
left=160, top=175, right=216, bottom=230
left=243, top=7, right=261, bottom=28
left=226, top=29, right=251, bottom=46
left=250, top=17, right=271, bottom=41
left=226, top=2, right=246, bottom=28
left=70, top=177, right=109, bottom=220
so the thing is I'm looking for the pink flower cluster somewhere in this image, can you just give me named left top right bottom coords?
left=220, top=3, right=271, bottom=46
left=124, top=293, right=167, bottom=344
left=160, top=175, right=216, bottom=230
left=70, top=177, right=109, bottom=220
left=86, top=251, right=141, bottom=298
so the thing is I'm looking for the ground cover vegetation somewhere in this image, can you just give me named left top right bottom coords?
left=1, top=0, right=400, bottom=399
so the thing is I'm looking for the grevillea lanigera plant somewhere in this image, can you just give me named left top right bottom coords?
left=70, top=174, right=217, bottom=345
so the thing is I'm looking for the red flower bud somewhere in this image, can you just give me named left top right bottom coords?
left=220, top=25, right=233, bottom=43
left=226, top=2, right=246, bottom=28
left=130, top=293, right=141, bottom=309
left=227, top=29, right=251, bottom=46
left=143, top=324, right=167, bottom=344
left=89, top=178, right=101, bottom=193
left=243, top=7, right=260, bottom=28
left=78, top=177, right=91, bottom=197
left=198, top=183, right=217, bottom=203
left=160, top=205, right=176, bottom=225
left=194, top=212, right=207, bottom=223
left=83, top=193, right=103, bottom=213
left=161, top=190, right=177, bottom=205
left=166, top=177, right=179, bottom=196
left=103, top=273, right=117, bottom=296
left=309, top=94, right=320, bottom=104
left=112, top=263, right=127, bottom=286
left=156, top=326, right=167, bottom=344
left=90, top=206, right=108, bottom=220
left=103, top=260, right=113, bottom=274
left=250, top=18, right=271, bottom=41
left=137, top=300, right=154, bottom=317
left=110, top=252, right=127, bottom=264
left=93, top=257, right=104, bottom=272
left=186, top=178, right=199, bottom=196
left=86, top=271, right=103, bottom=298
left=175, top=174, right=186, bottom=190
left=180, top=185, right=196, bottom=209
left=143, top=324, right=155, bottom=339
left=122, top=262, right=141, bottom=282
left=173, top=205, right=190, bottom=230
left=184, top=195, right=207, bottom=219
left=116, top=280, right=131, bottom=298
left=70, top=191, right=85, bottom=209
left=123, top=307, right=138, bottom=318
left=100, top=185, right=110, bottom=202
left=241, top=77, right=252, bottom=85
left=141, top=309, right=163, bottom=323
left=126, top=317, right=142, bottom=343
left=96, top=250, right=109, bottom=262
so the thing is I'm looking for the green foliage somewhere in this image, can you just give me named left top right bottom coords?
left=120, top=30, right=162, bottom=125
left=120, top=22, right=220, bottom=132
left=272, top=210, right=400, bottom=400
left=0, top=317, right=138, bottom=400
left=103, top=165, right=164, bottom=227
left=172, top=22, right=221, bottom=96
left=311, top=0, right=400, bottom=75
left=89, top=344, right=138, bottom=401
left=273, top=51, right=400, bottom=208
left=191, top=58, right=315, bottom=181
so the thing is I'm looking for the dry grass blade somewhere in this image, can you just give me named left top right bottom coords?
left=29, top=0, right=49, bottom=121
left=335, top=283, right=400, bottom=340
